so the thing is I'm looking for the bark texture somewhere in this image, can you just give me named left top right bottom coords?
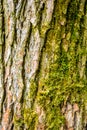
left=0, top=0, right=87, bottom=130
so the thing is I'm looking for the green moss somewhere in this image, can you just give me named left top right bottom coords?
left=23, top=108, right=37, bottom=130
left=14, top=80, right=38, bottom=130
left=13, top=114, right=24, bottom=130
left=38, top=47, right=87, bottom=129
left=29, top=80, right=38, bottom=107
left=14, top=108, right=37, bottom=130
left=37, top=1, right=87, bottom=128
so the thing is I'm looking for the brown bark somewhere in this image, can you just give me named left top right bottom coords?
left=0, top=0, right=87, bottom=130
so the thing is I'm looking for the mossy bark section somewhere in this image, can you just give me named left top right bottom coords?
left=0, top=0, right=87, bottom=130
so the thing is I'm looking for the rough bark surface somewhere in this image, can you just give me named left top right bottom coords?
left=0, top=0, right=87, bottom=130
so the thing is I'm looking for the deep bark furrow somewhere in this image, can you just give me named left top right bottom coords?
left=1, top=0, right=15, bottom=129
left=16, top=0, right=24, bottom=19
left=0, top=0, right=4, bottom=123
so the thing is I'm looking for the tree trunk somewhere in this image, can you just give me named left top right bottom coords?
left=0, top=0, right=87, bottom=130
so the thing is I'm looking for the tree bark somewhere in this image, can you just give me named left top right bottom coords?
left=0, top=0, right=87, bottom=130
